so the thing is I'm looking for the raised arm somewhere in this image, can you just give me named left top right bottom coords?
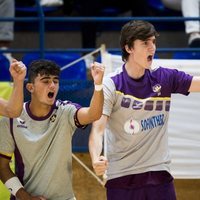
left=0, top=59, right=26, bottom=117
left=188, top=76, right=200, bottom=92
left=89, top=115, right=108, bottom=176
left=77, top=62, right=105, bottom=125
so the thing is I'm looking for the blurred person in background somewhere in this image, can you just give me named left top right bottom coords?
left=0, top=0, right=63, bottom=63
left=0, top=0, right=15, bottom=62
left=162, top=0, right=200, bottom=47
left=63, top=0, right=151, bottom=49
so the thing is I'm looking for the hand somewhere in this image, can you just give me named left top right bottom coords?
left=90, top=62, right=105, bottom=85
left=92, top=155, right=108, bottom=176
left=9, top=59, right=27, bottom=82
left=16, top=187, right=47, bottom=200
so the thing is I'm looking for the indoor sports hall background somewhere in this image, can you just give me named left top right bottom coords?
left=1, top=0, right=200, bottom=199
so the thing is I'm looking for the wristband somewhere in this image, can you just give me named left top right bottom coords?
left=94, top=84, right=103, bottom=91
left=5, top=177, right=24, bottom=196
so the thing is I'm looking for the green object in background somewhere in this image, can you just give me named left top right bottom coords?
left=0, top=157, right=15, bottom=200
left=0, top=181, right=9, bottom=200
left=0, top=83, right=14, bottom=199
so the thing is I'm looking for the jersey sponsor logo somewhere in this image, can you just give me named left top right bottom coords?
left=141, top=114, right=164, bottom=131
left=124, top=114, right=165, bottom=135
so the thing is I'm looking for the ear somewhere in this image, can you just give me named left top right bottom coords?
left=26, top=83, right=34, bottom=93
left=125, top=45, right=133, bottom=54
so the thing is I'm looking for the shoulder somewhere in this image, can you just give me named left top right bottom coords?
left=55, top=99, right=82, bottom=111
left=107, top=66, right=123, bottom=77
left=0, top=116, right=10, bottom=128
left=151, top=66, right=182, bottom=77
left=56, top=99, right=71, bottom=107
left=104, top=66, right=123, bottom=85
left=0, top=116, right=9, bottom=122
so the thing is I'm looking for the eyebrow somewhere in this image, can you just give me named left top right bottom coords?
left=141, top=38, right=156, bottom=43
left=146, top=36, right=156, bottom=41
left=40, top=76, right=59, bottom=81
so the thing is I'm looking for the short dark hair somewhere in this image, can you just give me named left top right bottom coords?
left=120, top=20, right=159, bottom=62
left=27, top=59, right=61, bottom=83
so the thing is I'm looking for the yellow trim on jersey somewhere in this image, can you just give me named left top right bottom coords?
left=0, top=151, right=13, bottom=158
left=116, top=91, right=171, bottom=101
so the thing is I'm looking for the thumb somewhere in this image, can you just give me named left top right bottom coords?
left=99, top=155, right=107, bottom=161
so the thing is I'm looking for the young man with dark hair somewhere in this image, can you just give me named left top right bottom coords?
left=0, top=59, right=105, bottom=200
left=89, top=20, right=200, bottom=200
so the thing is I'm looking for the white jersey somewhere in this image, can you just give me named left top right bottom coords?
left=103, top=65, right=193, bottom=180
left=0, top=100, right=83, bottom=200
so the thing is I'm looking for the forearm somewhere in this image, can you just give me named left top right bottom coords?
left=77, top=62, right=104, bottom=125
left=89, top=131, right=104, bottom=162
left=88, top=87, right=104, bottom=121
left=0, top=162, right=16, bottom=183
left=6, top=80, right=24, bottom=117
left=16, top=188, right=32, bottom=200
left=189, top=76, right=200, bottom=92
left=0, top=167, right=31, bottom=200
left=88, top=61, right=104, bottom=121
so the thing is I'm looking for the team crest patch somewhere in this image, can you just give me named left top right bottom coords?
left=50, top=114, right=57, bottom=122
left=152, top=84, right=161, bottom=96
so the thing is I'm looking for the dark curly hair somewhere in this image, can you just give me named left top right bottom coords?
left=27, top=59, right=61, bottom=83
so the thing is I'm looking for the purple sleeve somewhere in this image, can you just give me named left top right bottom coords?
left=158, top=68, right=193, bottom=95
left=170, top=69, right=193, bottom=95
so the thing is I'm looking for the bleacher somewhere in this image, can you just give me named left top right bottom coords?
left=1, top=0, right=199, bottom=53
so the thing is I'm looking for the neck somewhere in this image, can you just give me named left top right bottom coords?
left=125, top=62, right=145, bottom=79
left=29, top=101, right=52, bottom=117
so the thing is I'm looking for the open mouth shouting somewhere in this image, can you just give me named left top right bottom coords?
left=48, top=92, right=55, bottom=99
left=147, top=55, right=153, bottom=62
